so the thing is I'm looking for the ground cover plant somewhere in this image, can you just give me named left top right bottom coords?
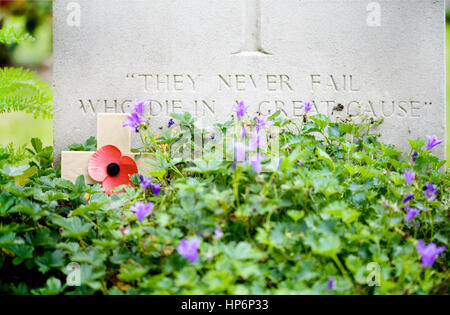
left=0, top=99, right=448, bottom=295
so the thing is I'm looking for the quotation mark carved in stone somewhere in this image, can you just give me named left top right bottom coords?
left=367, top=2, right=381, bottom=27
left=67, top=2, right=81, bottom=27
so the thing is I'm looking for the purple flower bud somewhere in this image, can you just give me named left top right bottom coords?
left=247, top=153, right=264, bottom=173
left=168, top=118, right=175, bottom=128
left=234, top=141, right=248, bottom=162
left=427, top=135, right=443, bottom=150
left=425, top=182, right=437, bottom=202
left=411, top=151, right=418, bottom=163
left=248, top=132, right=267, bottom=151
left=327, top=277, right=334, bottom=291
left=254, top=116, right=274, bottom=132
left=152, top=183, right=161, bottom=196
left=123, top=112, right=147, bottom=133
left=304, top=101, right=313, bottom=113
left=405, top=205, right=420, bottom=222
left=128, top=99, right=150, bottom=116
left=139, top=175, right=153, bottom=190
left=404, top=169, right=415, bottom=186
left=234, top=101, right=248, bottom=121
left=402, top=194, right=414, bottom=204
left=241, top=126, right=248, bottom=140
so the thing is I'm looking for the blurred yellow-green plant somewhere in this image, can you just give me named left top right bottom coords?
left=0, top=26, right=52, bottom=119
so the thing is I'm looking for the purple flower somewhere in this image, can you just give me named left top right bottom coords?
left=241, top=126, right=248, bottom=140
left=254, top=116, right=274, bottom=132
left=404, top=169, right=415, bottom=186
left=139, top=175, right=161, bottom=195
left=130, top=201, right=154, bottom=221
left=425, top=182, right=438, bottom=202
left=168, top=118, right=175, bottom=128
left=411, top=151, right=418, bottom=163
left=139, top=174, right=153, bottom=190
left=416, top=240, right=446, bottom=268
left=248, top=132, right=267, bottom=151
left=177, top=238, right=200, bottom=262
left=152, top=183, right=161, bottom=196
left=327, top=277, right=334, bottom=291
left=234, top=101, right=249, bottom=121
left=427, top=135, right=443, bottom=150
left=405, top=205, right=420, bottom=222
left=402, top=194, right=414, bottom=204
left=211, top=135, right=216, bottom=141
left=247, top=153, right=264, bottom=173
left=123, top=112, right=147, bottom=133
left=234, top=141, right=248, bottom=162
left=128, top=99, right=149, bottom=116
left=304, top=101, right=313, bottom=113
left=214, top=228, right=224, bottom=240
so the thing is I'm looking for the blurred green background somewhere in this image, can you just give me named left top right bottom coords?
left=0, top=1, right=449, bottom=162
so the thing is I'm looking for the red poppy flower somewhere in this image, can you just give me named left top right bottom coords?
left=88, top=145, right=138, bottom=195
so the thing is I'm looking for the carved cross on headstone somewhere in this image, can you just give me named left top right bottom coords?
left=234, top=0, right=270, bottom=55
left=61, top=113, right=152, bottom=184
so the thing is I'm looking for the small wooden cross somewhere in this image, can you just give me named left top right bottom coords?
left=61, top=113, right=153, bottom=184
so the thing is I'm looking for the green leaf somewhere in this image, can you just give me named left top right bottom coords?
left=71, top=248, right=107, bottom=267
left=287, top=210, right=305, bottom=222
left=302, top=121, right=320, bottom=134
left=51, top=216, right=92, bottom=239
left=316, top=148, right=335, bottom=170
left=118, top=262, right=150, bottom=281
left=223, top=242, right=262, bottom=260
left=304, top=233, right=341, bottom=257
left=35, top=250, right=66, bottom=274
left=323, top=201, right=360, bottom=224
left=13, top=166, right=38, bottom=186
left=328, top=123, right=343, bottom=138
left=30, top=229, right=58, bottom=247
left=280, top=147, right=306, bottom=171
left=56, top=242, right=80, bottom=254
left=35, top=277, right=63, bottom=295
left=1, top=164, right=29, bottom=177
left=75, top=264, right=105, bottom=290
left=0, top=191, right=14, bottom=214
left=310, top=114, right=331, bottom=129
left=3, top=244, right=34, bottom=265
left=408, top=138, right=425, bottom=152
left=31, top=138, right=43, bottom=153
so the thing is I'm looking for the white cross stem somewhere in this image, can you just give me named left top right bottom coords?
left=234, top=0, right=269, bottom=55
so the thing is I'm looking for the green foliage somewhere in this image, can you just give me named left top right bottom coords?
left=0, top=26, right=34, bottom=45
left=0, top=26, right=52, bottom=119
left=63, top=137, right=97, bottom=152
left=0, top=113, right=448, bottom=295
left=0, top=67, right=52, bottom=119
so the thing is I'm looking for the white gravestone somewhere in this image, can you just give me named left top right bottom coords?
left=53, top=0, right=446, bottom=163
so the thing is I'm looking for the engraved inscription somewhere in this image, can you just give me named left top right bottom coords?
left=76, top=72, right=432, bottom=120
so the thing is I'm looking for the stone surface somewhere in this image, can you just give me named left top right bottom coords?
left=54, top=0, right=446, bottom=162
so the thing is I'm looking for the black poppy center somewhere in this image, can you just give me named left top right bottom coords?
left=107, top=163, right=120, bottom=177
